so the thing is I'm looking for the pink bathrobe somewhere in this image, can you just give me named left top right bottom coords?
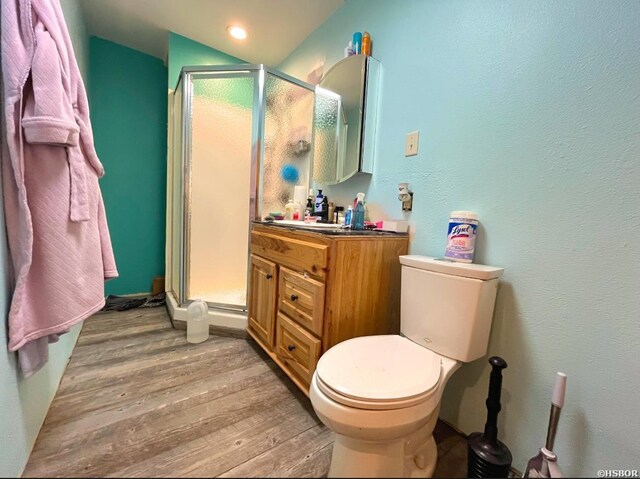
left=1, top=0, right=118, bottom=376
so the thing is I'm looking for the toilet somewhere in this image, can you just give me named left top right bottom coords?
left=310, top=255, right=504, bottom=478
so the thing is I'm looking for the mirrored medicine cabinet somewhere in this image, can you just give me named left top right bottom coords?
left=312, top=55, right=381, bottom=185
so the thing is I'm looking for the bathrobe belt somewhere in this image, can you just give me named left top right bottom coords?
left=66, top=142, right=90, bottom=222
left=65, top=111, right=104, bottom=223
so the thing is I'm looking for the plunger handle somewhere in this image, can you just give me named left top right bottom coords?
left=483, top=356, right=508, bottom=445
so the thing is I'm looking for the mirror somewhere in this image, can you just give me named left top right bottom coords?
left=312, top=55, right=380, bottom=185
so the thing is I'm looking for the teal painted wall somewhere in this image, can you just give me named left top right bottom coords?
left=279, top=0, right=640, bottom=475
left=89, top=37, right=168, bottom=295
left=0, top=1, right=87, bottom=476
left=168, top=32, right=245, bottom=90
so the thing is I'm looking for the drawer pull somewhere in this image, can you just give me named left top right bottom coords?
left=266, top=273, right=273, bottom=279
left=290, top=294, right=298, bottom=302
left=287, top=344, right=296, bottom=352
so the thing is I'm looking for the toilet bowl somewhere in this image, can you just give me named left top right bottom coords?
left=310, top=335, right=460, bottom=478
left=310, top=255, right=504, bottom=478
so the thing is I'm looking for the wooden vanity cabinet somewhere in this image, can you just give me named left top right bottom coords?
left=247, top=224, right=409, bottom=396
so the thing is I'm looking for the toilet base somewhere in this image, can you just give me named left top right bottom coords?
left=409, top=435, right=437, bottom=478
left=328, top=424, right=438, bottom=478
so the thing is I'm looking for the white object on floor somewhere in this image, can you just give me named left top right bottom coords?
left=186, top=300, right=209, bottom=343
left=166, top=291, right=247, bottom=330
left=310, top=255, right=504, bottom=478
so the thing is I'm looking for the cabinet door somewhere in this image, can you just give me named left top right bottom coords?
left=248, top=254, right=277, bottom=348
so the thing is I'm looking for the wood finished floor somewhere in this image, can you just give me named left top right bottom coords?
left=23, top=307, right=468, bottom=478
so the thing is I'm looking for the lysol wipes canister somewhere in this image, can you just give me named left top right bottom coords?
left=444, top=211, right=478, bottom=263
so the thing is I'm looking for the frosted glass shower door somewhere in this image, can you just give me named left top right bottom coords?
left=186, top=74, right=255, bottom=309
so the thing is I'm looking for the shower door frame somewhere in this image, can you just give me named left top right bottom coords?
left=172, top=65, right=315, bottom=313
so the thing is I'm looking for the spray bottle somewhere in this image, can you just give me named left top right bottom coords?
left=352, top=192, right=366, bottom=230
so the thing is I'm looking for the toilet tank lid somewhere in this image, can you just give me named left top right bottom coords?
left=399, top=255, right=504, bottom=280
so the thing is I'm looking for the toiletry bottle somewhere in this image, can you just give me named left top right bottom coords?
left=328, top=202, right=335, bottom=224
left=293, top=201, right=301, bottom=221
left=284, top=199, right=294, bottom=221
left=315, top=189, right=324, bottom=216
left=344, top=206, right=353, bottom=227
left=322, top=196, right=329, bottom=222
left=344, top=40, right=355, bottom=57
left=307, top=188, right=315, bottom=214
left=352, top=193, right=366, bottom=230
left=362, top=32, right=371, bottom=56
left=352, top=32, right=362, bottom=55
left=304, top=197, right=313, bottom=221
left=335, top=206, right=344, bottom=225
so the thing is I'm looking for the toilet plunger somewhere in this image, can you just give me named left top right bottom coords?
left=467, top=356, right=513, bottom=478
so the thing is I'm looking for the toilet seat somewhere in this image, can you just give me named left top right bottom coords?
left=315, top=335, right=442, bottom=410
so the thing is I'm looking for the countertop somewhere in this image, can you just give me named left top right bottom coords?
left=253, top=220, right=408, bottom=237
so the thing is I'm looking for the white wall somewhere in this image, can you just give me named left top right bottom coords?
left=279, top=0, right=640, bottom=475
left=0, top=1, right=87, bottom=475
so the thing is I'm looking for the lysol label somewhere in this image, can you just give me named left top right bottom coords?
left=445, top=219, right=478, bottom=262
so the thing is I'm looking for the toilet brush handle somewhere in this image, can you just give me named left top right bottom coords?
left=484, top=356, right=508, bottom=445
left=546, top=372, right=567, bottom=450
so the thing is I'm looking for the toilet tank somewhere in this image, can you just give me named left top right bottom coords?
left=399, top=255, right=504, bottom=362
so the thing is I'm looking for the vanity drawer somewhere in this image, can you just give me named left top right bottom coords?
left=251, top=230, right=328, bottom=279
left=275, top=313, right=321, bottom=387
left=278, top=267, right=325, bottom=336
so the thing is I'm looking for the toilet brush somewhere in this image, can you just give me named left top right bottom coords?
left=467, top=356, right=513, bottom=478
left=523, top=372, right=567, bottom=478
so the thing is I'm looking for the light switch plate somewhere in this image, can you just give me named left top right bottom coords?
left=405, top=130, right=419, bottom=156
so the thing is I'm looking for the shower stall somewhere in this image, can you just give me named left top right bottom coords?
left=166, top=65, right=315, bottom=328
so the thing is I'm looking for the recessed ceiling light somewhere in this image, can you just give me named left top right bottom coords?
left=227, top=25, right=248, bottom=40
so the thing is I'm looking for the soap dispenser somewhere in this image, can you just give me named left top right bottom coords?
left=315, top=189, right=324, bottom=216
left=305, top=197, right=314, bottom=220
left=321, top=196, right=329, bottom=222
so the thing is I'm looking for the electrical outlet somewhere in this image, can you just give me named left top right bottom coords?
left=405, top=130, right=419, bottom=156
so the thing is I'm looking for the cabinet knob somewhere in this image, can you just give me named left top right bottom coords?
left=266, top=273, right=273, bottom=279
left=287, top=344, right=296, bottom=352
left=290, top=294, right=298, bottom=302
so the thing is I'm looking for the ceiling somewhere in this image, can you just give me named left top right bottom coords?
left=80, top=0, right=344, bottom=66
